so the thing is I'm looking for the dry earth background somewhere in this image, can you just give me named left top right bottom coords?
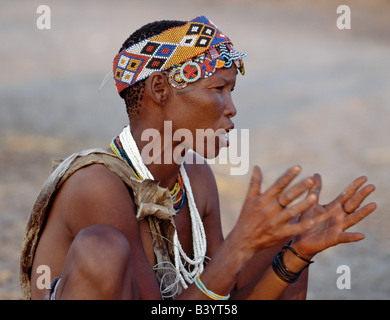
left=0, top=0, right=389, bottom=299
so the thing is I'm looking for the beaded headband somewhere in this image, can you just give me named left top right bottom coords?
left=113, top=16, right=246, bottom=93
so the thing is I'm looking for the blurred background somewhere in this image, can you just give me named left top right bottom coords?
left=0, top=0, right=389, bottom=299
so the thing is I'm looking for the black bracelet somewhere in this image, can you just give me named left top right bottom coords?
left=284, top=240, right=314, bottom=265
left=272, top=241, right=314, bottom=284
left=272, top=248, right=300, bottom=283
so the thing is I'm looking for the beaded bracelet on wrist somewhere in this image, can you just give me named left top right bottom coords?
left=194, top=274, right=230, bottom=300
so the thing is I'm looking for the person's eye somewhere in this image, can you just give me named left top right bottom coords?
left=214, top=86, right=224, bottom=91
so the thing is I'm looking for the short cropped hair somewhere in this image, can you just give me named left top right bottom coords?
left=118, top=20, right=186, bottom=119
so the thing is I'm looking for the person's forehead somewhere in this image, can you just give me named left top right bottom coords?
left=205, top=66, right=238, bottom=82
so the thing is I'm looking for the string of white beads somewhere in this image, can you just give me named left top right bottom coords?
left=119, top=125, right=207, bottom=289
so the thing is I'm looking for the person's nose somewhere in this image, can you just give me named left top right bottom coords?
left=224, top=94, right=237, bottom=119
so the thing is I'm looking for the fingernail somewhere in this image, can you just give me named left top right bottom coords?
left=293, top=165, right=301, bottom=173
left=305, top=178, right=314, bottom=187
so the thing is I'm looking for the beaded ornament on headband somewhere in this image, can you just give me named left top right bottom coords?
left=168, top=43, right=245, bottom=90
left=113, top=16, right=246, bottom=93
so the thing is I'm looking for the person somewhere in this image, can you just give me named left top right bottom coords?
left=20, top=16, right=376, bottom=300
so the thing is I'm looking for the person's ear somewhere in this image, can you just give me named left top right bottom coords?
left=147, top=71, right=170, bottom=105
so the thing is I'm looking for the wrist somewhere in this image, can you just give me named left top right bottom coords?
left=283, top=243, right=314, bottom=272
left=288, top=240, right=315, bottom=263
left=272, top=240, right=314, bottom=284
left=290, top=238, right=316, bottom=261
left=224, top=230, right=256, bottom=267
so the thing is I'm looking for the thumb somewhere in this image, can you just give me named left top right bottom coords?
left=246, top=166, right=262, bottom=200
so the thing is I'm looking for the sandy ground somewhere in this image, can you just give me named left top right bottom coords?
left=1, top=0, right=389, bottom=299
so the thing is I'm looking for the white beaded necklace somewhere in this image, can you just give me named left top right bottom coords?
left=118, top=125, right=207, bottom=289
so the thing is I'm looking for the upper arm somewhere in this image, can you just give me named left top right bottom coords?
left=50, top=163, right=161, bottom=299
left=55, top=164, right=138, bottom=238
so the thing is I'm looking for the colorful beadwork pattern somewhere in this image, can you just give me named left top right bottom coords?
left=180, top=61, right=202, bottom=83
left=113, top=16, right=246, bottom=93
left=110, top=136, right=186, bottom=214
left=167, top=42, right=245, bottom=89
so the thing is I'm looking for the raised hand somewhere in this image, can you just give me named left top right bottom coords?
left=232, top=165, right=318, bottom=253
left=292, top=174, right=377, bottom=259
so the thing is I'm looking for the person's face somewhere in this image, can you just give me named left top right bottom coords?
left=167, top=66, right=238, bottom=159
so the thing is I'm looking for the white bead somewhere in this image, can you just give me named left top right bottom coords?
left=118, top=125, right=207, bottom=290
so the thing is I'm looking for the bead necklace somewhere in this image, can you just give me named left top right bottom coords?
left=110, top=135, right=186, bottom=214
left=111, top=126, right=207, bottom=289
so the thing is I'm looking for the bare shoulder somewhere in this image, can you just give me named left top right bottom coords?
left=51, top=163, right=138, bottom=239
left=32, top=163, right=161, bottom=299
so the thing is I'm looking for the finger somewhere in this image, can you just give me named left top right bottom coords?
left=277, top=177, right=314, bottom=208
left=337, top=232, right=365, bottom=244
left=307, top=173, right=322, bottom=201
left=281, top=194, right=318, bottom=220
left=263, top=165, right=301, bottom=200
left=284, top=216, right=316, bottom=238
left=245, top=166, right=262, bottom=200
left=343, top=202, right=377, bottom=230
left=335, top=176, right=368, bottom=205
left=342, top=184, right=376, bottom=213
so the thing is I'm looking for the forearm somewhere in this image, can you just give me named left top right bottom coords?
left=279, top=269, right=308, bottom=300
left=176, top=232, right=254, bottom=300
left=232, top=243, right=313, bottom=300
